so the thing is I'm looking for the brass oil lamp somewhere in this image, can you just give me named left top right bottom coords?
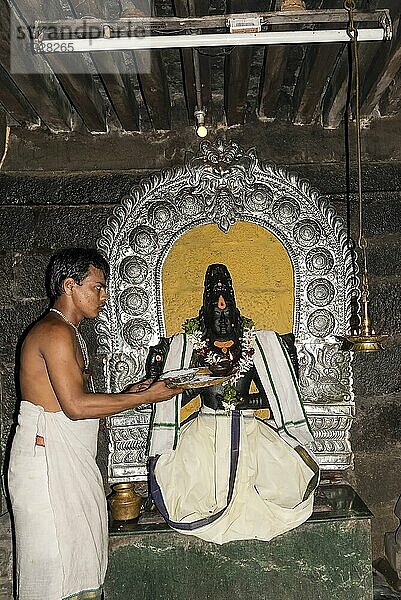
left=344, top=0, right=388, bottom=352
left=347, top=271, right=388, bottom=352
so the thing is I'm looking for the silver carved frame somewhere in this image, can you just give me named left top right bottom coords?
left=96, top=140, right=357, bottom=482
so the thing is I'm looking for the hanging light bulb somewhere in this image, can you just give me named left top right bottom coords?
left=344, top=0, right=388, bottom=352
left=191, top=39, right=208, bottom=137
left=197, top=124, right=208, bottom=138
left=194, top=108, right=208, bottom=138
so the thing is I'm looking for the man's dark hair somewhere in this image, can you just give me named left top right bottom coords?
left=46, top=248, right=110, bottom=301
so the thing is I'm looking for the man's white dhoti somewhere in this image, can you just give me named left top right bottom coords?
left=149, top=331, right=319, bottom=544
left=8, top=401, right=108, bottom=600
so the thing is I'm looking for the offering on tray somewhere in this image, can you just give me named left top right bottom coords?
left=159, top=367, right=232, bottom=389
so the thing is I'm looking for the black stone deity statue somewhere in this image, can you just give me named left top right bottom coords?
left=146, top=264, right=318, bottom=545
left=146, top=263, right=299, bottom=411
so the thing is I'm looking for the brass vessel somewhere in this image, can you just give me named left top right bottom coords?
left=109, top=483, right=142, bottom=521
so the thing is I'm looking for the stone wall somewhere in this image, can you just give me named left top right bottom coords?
left=0, top=122, right=400, bottom=568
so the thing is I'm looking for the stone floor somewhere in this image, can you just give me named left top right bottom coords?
left=0, top=566, right=400, bottom=599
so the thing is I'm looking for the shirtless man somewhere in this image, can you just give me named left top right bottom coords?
left=8, top=247, right=182, bottom=600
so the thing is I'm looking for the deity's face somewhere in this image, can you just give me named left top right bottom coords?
left=207, top=294, right=236, bottom=340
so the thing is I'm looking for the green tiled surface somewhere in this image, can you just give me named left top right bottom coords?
left=105, top=485, right=373, bottom=600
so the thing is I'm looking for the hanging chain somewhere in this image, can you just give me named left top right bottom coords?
left=344, top=0, right=369, bottom=304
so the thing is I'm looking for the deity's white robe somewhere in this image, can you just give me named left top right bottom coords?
left=148, top=330, right=319, bottom=544
left=8, top=401, right=108, bottom=600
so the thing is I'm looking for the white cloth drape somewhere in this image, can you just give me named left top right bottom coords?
left=149, top=331, right=319, bottom=544
left=8, top=401, right=107, bottom=600
left=152, top=406, right=317, bottom=543
left=148, top=334, right=194, bottom=456
left=148, top=331, right=314, bottom=455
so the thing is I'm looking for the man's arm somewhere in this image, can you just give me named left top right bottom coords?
left=41, top=325, right=181, bottom=420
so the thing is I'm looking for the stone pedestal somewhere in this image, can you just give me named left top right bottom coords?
left=105, top=484, right=373, bottom=600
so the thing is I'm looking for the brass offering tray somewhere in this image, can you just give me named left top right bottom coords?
left=160, top=367, right=232, bottom=389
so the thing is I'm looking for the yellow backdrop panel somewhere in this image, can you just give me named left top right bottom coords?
left=162, top=222, right=294, bottom=336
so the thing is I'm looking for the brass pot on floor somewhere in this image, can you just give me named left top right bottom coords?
left=109, top=483, right=142, bottom=521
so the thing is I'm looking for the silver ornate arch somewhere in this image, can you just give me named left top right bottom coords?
left=97, top=140, right=357, bottom=482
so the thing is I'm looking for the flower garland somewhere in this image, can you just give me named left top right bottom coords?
left=182, top=315, right=256, bottom=407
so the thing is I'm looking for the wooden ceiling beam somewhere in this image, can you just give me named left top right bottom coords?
left=133, top=50, right=171, bottom=130
left=258, top=46, right=288, bottom=121
left=120, top=4, right=171, bottom=131
left=292, top=43, right=343, bottom=125
left=319, top=0, right=399, bottom=129
left=178, top=48, right=197, bottom=121
left=257, top=0, right=299, bottom=123
left=92, top=54, right=139, bottom=131
left=69, top=0, right=140, bottom=131
left=321, top=41, right=348, bottom=129
left=0, top=111, right=7, bottom=166
left=36, top=9, right=391, bottom=33
left=225, top=0, right=270, bottom=126
left=9, top=0, right=107, bottom=132
left=379, top=69, right=401, bottom=117
left=321, top=39, right=382, bottom=129
left=291, top=0, right=344, bottom=126
left=360, top=9, right=401, bottom=119
left=322, top=0, right=400, bottom=126
left=44, top=55, right=108, bottom=132
left=0, top=64, right=39, bottom=126
left=173, top=0, right=196, bottom=123
left=0, top=0, right=73, bottom=131
left=224, top=46, right=253, bottom=126
left=121, top=1, right=172, bottom=131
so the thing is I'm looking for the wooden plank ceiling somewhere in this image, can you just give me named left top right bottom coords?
left=0, top=0, right=400, bottom=135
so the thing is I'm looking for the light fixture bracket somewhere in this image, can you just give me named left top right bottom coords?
left=33, top=9, right=392, bottom=53
left=228, top=16, right=262, bottom=34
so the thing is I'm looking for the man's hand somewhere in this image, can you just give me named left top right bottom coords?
left=122, top=378, right=183, bottom=405
left=125, top=378, right=153, bottom=393
left=145, top=379, right=184, bottom=403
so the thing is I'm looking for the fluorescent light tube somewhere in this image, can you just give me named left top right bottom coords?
left=36, top=27, right=386, bottom=53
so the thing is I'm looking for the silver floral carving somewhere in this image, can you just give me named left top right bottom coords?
left=148, top=201, right=178, bottom=231
left=122, top=319, right=154, bottom=348
left=120, top=288, right=149, bottom=317
left=306, top=404, right=354, bottom=469
left=305, top=248, right=334, bottom=275
left=307, top=279, right=335, bottom=307
left=298, top=342, right=353, bottom=404
left=244, top=185, right=274, bottom=213
left=106, top=353, right=143, bottom=396
left=307, top=310, right=336, bottom=337
left=107, top=415, right=150, bottom=479
left=97, top=140, right=358, bottom=480
left=176, top=189, right=205, bottom=217
left=119, top=256, right=149, bottom=284
left=293, top=220, right=322, bottom=247
left=129, top=225, right=158, bottom=255
left=272, top=196, right=301, bottom=224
